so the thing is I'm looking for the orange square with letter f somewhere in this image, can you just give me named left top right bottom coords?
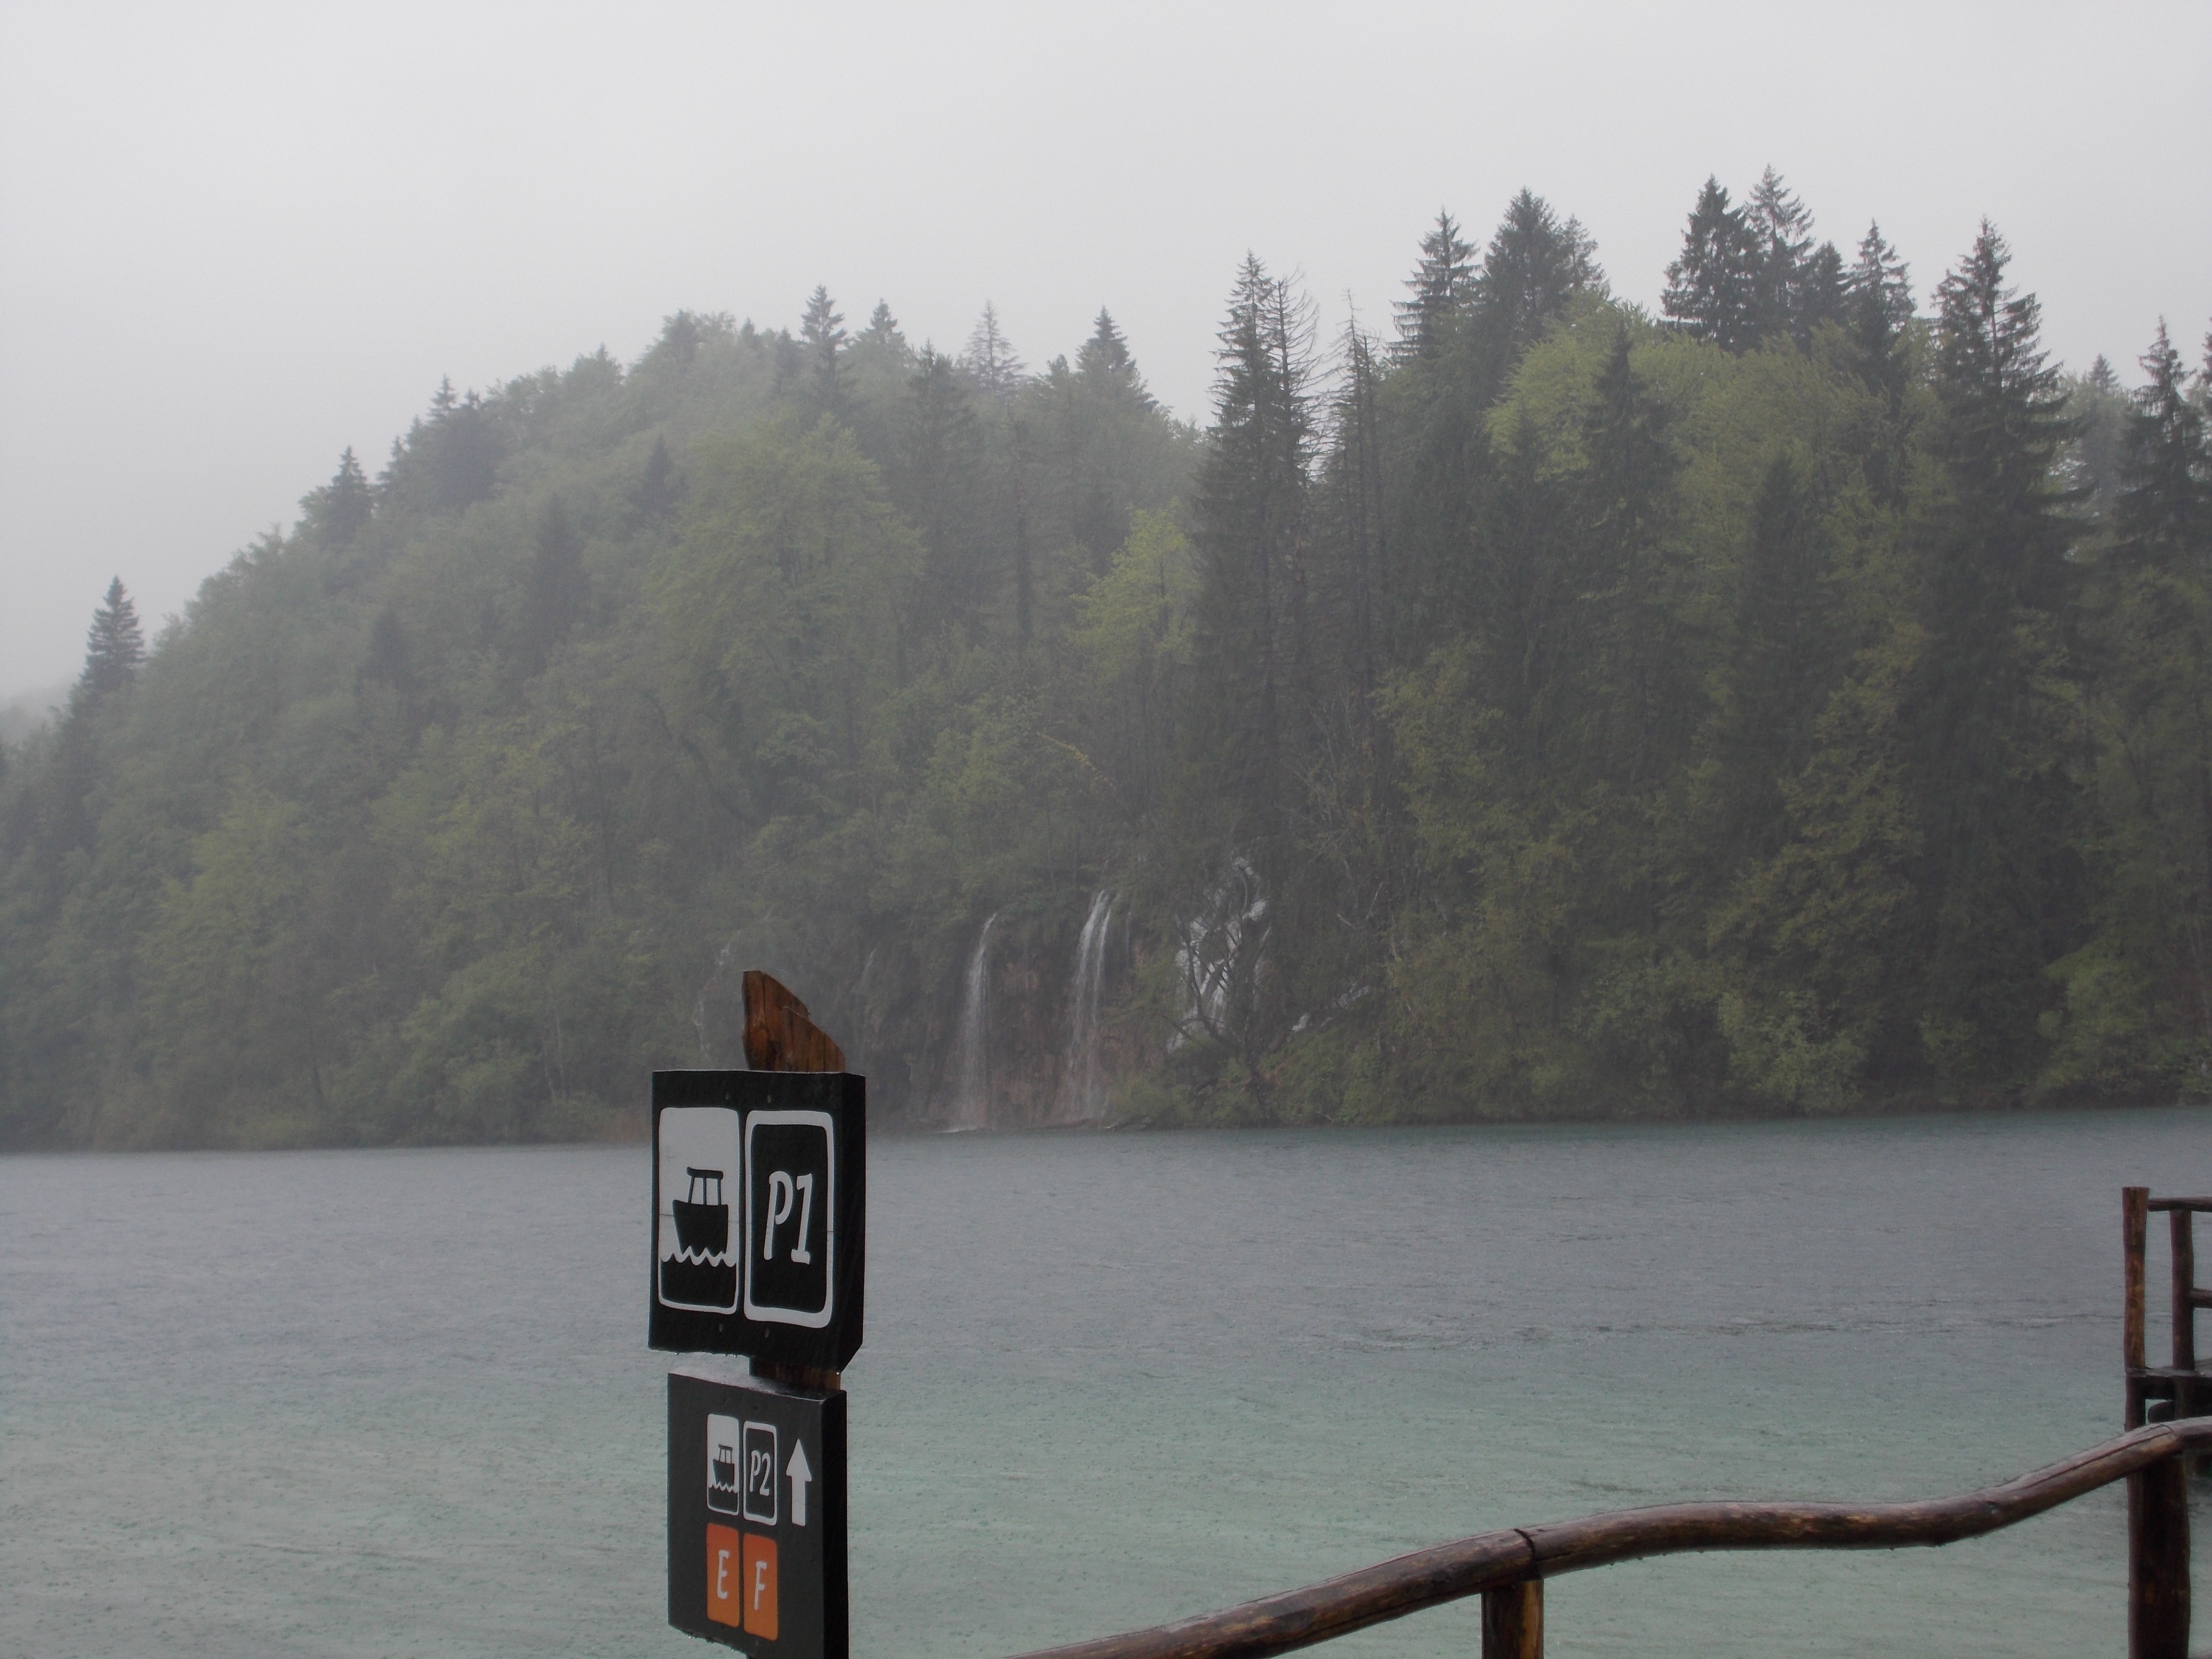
left=742, top=1532, right=778, bottom=1638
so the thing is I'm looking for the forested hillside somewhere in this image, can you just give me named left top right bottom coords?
left=4, top=171, right=2209, bottom=1148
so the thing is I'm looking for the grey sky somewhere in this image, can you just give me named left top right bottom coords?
left=3, top=0, right=2207, bottom=697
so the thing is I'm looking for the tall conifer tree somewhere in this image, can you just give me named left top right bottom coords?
left=1662, top=179, right=1762, bottom=350
left=80, top=577, right=145, bottom=699
left=1909, top=223, right=2081, bottom=1087
left=1394, top=210, right=1475, bottom=360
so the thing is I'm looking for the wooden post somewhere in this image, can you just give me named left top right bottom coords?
left=2128, top=1187, right=2150, bottom=1430
left=742, top=970, right=846, bottom=1073
left=1480, top=1580, right=1541, bottom=1659
left=2129, top=1452, right=2190, bottom=1659
left=2174, top=1210, right=2199, bottom=1423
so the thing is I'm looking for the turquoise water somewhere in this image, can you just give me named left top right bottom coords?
left=5, top=1109, right=2210, bottom=1657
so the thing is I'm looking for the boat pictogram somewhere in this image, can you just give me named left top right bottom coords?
left=661, top=1165, right=738, bottom=1309
left=674, top=1167, right=730, bottom=1256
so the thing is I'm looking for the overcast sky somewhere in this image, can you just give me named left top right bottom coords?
left=3, top=0, right=2207, bottom=698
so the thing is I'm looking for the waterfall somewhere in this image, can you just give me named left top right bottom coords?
left=690, top=941, right=734, bottom=1062
left=949, top=912, right=998, bottom=1130
left=1057, top=890, right=1114, bottom=1122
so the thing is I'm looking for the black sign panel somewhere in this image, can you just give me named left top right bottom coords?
left=651, top=1071, right=866, bottom=1371
left=670, top=1370, right=847, bottom=1659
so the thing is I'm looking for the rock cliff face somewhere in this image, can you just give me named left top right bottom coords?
left=857, top=896, right=1141, bottom=1130
left=685, top=893, right=1143, bottom=1130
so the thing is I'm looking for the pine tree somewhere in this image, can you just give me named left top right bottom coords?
left=384, top=379, right=503, bottom=514
left=356, top=605, right=416, bottom=698
left=1317, top=318, right=1390, bottom=704
left=1576, top=328, right=1688, bottom=785
left=1845, top=222, right=1915, bottom=383
left=1177, top=255, right=1319, bottom=1106
left=963, top=303, right=1025, bottom=404
left=860, top=300, right=906, bottom=356
left=1661, top=178, right=1762, bottom=351
left=637, top=434, right=679, bottom=521
left=301, top=447, right=373, bottom=546
left=80, top=577, right=145, bottom=699
left=1394, top=210, right=1475, bottom=360
left=1190, top=257, right=1316, bottom=828
left=799, top=286, right=848, bottom=417
left=1715, top=452, right=1842, bottom=865
left=900, top=347, right=989, bottom=646
left=514, top=497, right=589, bottom=678
left=1909, top=222, right=2081, bottom=1089
left=2115, top=323, right=2209, bottom=566
left=1077, top=308, right=1153, bottom=408
left=2066, top=355, right=2132, bottom=515
left=1745, top=167, right=1815, bottom=345
left=1472, top=189, right=1602, bottom=362
left=1796, top=242, right=1849, bottom=339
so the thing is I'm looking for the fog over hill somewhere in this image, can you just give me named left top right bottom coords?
left=4, top=2, right=2208, bottom=697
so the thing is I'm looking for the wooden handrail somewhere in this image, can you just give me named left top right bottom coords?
left=1009, top=1419, right=2212, bottom=1659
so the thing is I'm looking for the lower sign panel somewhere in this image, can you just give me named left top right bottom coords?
left=670, top=1371, right=846, bottom=1659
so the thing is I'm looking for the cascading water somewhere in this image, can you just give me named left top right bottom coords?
left=690, top=942, right=735, bottom=1062
left=1056, top=890, right=1114, bottom=1121
left=948, top=912, right=998, bottom=1129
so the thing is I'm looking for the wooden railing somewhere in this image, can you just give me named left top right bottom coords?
left=1009, top=1419, right=2209, bottom=1659
left=2126, top=1187, right=2212, bottom=1428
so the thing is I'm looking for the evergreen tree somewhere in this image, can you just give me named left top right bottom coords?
left=1662, top=179, right=1762, bottom=350
left=1909, top=223, right=2082, bottom=1089
left=356, top=604, right=416, bottom=698
left=384, top=378, right=504, bottom=514
left=301, top=447, right=373, bottom=546
left=1189, top=254, right=1316, bottom=851
left=799, top=286, right=848, bottom=418
left=1176, top=255, right=1320, bottom=1108
left=1745, top=166, right=1815, bottom=344
left=859, top=300, right=907, bottom=357
left=1472, top=189, right=1602, bottom=362
left=963, top=303, right=1025, bottom=404
left=1077, top=308, right=1153, bottom=408
left=637, top=434, right=680, bottom=521
left=1714, top=452, right=1842, bottom=865
left=1796, top=242, right=1849, bottom=339
left=514, top=497, right=589, bottom=678
left=900, top=347, right=989, bottom=647
left=2064, top=355, right=2132, bottom=516
left=1845, top=222, right=1915, bottom=380
left=1575, top=328, right=1689, bottom=786
left=2115, top=324, right=2209, bottom=565
left=1394, top=209, right=1475, bottom=360
left=80, top=577, right=145, bottom=699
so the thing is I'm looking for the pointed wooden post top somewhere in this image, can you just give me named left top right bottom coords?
left=742, top=970, right=846, bottom=1073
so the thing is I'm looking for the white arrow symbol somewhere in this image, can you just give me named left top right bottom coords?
left=786, top=1441, right=813, bottom=1528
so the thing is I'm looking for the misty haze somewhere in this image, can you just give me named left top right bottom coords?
left=5, top=6, right=2212, bottom=1658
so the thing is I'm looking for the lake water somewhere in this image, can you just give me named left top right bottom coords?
left=5, top=1109, right=2211, bottom=1658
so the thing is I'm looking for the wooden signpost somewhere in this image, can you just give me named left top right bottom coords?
left=658, top=974, right=860, bottom=1658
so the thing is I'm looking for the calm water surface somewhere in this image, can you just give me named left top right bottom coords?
left=6, top=1110, right=2212, bottom=1657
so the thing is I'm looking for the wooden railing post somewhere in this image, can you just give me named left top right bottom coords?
left=2129, top=1450, right=2190, bottom=1659
left=2172, top=1210, right=2198, bottom=1427
left=2127, top=1187, right=2150, bottom=1429
left=1480, top=1581, right=1541, bottom=1659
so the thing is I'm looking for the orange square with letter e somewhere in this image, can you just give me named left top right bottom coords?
left=742, top=1532, right=778, bottom=1639
left=706, top=1524, right=744, bottom=1627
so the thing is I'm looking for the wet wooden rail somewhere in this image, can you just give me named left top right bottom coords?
left=1008, top=1418, right=2211, bottom=1659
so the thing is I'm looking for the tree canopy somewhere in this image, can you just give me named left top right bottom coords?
left=3, top=172, right=2208, bottom=1148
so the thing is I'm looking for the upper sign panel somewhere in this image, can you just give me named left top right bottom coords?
left=650, top=1071, right=866, bottom=1371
